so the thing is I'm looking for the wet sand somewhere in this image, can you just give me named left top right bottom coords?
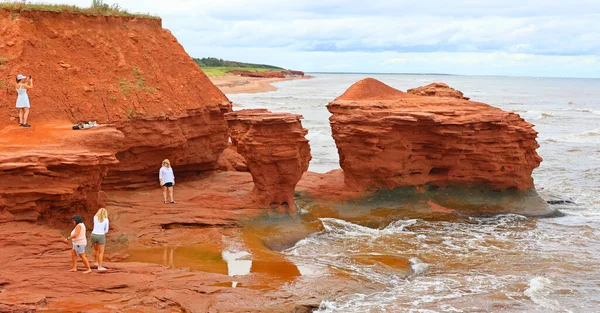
left=210, top=75, right=309, bottom=94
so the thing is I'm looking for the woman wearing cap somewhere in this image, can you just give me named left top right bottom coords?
left=15, top=74, right=33, bottom=127
left=91, top=208, right=109, bottom=271
left=159, top=159, right=176, bottom=204
left=64, top=215, right=92, bottom=273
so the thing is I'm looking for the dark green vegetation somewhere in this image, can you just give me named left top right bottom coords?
left=0, top=0, right=158, bottom=19
left=194, top=57, right=287, bottom=77
left=194, top=57, right=284, bottom=70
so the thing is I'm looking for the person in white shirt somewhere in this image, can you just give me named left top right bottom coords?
left=159, top=159, right=176, bottom=204
left=63, top=215, right=92, bottom=273
left=91, top=208, right=110, bottom=271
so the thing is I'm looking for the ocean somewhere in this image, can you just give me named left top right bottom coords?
left=228, top=74, right=600, bottom=312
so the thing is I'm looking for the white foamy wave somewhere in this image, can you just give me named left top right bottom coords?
left=320, top=218, right=381, bottom=237
left=524, top=277, right=560, bottom=311
left=516, top=110, right=554, bottom=120
left=546, top=128, right=600, bottom=144
left=410, top=258, right=429, bottom=275
left=320, top=218, right=414, bottom=238
left=574, top=108, right=600, bottom=115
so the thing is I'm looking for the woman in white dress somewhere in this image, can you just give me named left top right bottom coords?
left=15, top=74, right=33, bottom=127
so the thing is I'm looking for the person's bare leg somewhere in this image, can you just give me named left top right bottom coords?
left=162, top=186, right=167, bottom=203
left=68, top=249, right=77, bottom=271
left=168, top=186, right=175, bottom=203
left=18, top=109, right=24, bottom=124
left=92, top=243, right=99, bottom=267
left=23, top=108, right=30, bottom=124
left=80, top=254, right=92, bottom=273
left=97, top=244, right=106, bottom=269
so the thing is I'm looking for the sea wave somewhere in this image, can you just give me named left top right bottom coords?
left=516, top=110, right=554, bottom=120
left=524, top=277, right=561, bottom=311
left=574, top=108, right=600, bottom=115
left=545, top=128, right=600, bottom=144
left=320, top=217, right=417, bottom=238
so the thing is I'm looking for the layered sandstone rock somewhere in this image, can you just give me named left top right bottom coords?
left=407, top=82, right=470, bottom=100
left=0, top=9, right=232, bottom=190
left=0, top=123, right=123, bottom=222
left=327, top=78, right=552, bottom=215
left=217, top=144, right=249, bottom=172
left=225, top=109, right=311, bottom=212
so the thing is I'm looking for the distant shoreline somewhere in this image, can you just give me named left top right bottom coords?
left=210, top=75, right=310, bottom=94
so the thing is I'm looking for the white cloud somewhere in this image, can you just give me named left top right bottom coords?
left=26, top=0, right=600, bottom=77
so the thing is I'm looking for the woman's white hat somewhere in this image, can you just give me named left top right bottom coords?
left=16, top=74, right=26, bottom=80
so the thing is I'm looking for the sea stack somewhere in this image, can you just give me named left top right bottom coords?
left=326, top=78, right=555, bottom=216
left=225, top=109, right=311, bottom=213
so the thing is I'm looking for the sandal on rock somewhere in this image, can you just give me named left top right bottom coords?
left=171, top=201, right=177, bottom=204
left=164, top=201, right=168, bottom=204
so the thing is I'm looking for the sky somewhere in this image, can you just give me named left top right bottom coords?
left=36, top=0, right=600, bottom=77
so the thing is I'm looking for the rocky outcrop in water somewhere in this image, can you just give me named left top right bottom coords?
left=326, top=78, right=554, bottom=216
left=225, top=109, right=311, bottom=212
left=0, top=9, right=232, bottom=191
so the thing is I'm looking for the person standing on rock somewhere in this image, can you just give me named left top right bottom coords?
left=91, top=208, right=109, bottom=271
left=64, top=215, right=92, bottom=273
left=15, top=74, right=33, bottom=127
left=159, top=159, right=176, bottom=204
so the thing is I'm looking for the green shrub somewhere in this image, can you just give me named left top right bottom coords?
left=0, top=1, right=158, bottom=19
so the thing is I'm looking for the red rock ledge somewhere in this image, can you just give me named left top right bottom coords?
left=327, top=78, right=542, bottom=192
left=225, top=109, right=311, bottom=213
left=407, top=82, right=470, bottom=100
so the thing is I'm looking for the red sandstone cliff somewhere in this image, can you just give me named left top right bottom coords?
left=328, top=78, right=542, bottom=191
left=0, top=9, right=233, bottom=220
left=225, top=109, right=311, bottom=212
left=0, top=9, right=232, bottom=190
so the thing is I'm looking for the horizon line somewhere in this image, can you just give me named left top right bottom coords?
left=305, top=71, right=600, bottom=80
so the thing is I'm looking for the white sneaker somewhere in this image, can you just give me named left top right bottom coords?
left=97, top=267, right=107, bottom=271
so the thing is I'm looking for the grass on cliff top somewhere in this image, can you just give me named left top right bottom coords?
left=194, top=57, right=288, bottom=77
left=200, top=66, right=287, bottom=77
left=0, top=0, right=158, bottom=19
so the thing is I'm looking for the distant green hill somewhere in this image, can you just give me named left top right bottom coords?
left=194, top=57, right=287, bottom=77
left=194, top=57, right=284, bottom=70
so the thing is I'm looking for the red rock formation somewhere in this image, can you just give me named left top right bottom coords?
left=407, top=82, right=470, bottom=100
left=225, top=109, right=311, bottom=212
left=0, top=123, right=123, bottom=222
left=216, top=144, right=249, bottom=172
left=227, top=70, right=305, bottom=78
left=0, top=9, right=232, bottom=190
left=328, top=78, right=542, bottom=191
